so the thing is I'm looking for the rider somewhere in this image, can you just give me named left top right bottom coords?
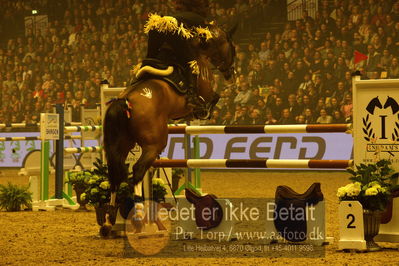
left=144, top=0, right=211, bottom=113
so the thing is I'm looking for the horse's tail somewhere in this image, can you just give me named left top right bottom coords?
left=103, top=99, right=131, bottom=192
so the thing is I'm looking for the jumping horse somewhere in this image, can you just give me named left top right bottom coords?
left=101, top=23, right=236, bottom=235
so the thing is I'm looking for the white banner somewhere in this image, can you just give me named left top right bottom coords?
left=160, top=133, right=353, bottom=160
left=0, top=132, right=352, bottom=168
left=353, top=77, right=399, bottom=170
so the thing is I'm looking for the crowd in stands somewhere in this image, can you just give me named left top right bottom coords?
left=1, top=0, right=399, bottom=125
left=209, top=0, right=399, bottom=125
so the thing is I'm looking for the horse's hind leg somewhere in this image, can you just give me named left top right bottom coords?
left=129, top=144, right=164, bottom=233
left=101, top=138, right=136, bottom=237
left=132, top=143, right=163, bottom=187
left=130, top=125, right=168, bottom=232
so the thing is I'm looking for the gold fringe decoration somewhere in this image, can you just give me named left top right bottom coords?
left=144, top=13, right=194, bottom=39
left=144, top=13, right=179, bottom=34
left=188, top=60, right=200, bottom=75
left=195, top=26, right=213, bottom=41
left=177, top=23, right=194, bottom=39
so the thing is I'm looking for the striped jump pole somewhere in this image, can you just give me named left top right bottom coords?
left=153, top=159, right=354, bottom=169
left=64, top=146, right=102, bottom=153
left=64, top=125, right=102, bottom=132
left=0, top=135, right=81, bottom=141
left=0, top=122, right=81, bottom=129
left=167, top=124, right=352, bottom=134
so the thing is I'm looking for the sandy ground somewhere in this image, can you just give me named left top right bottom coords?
left=1, top=169, right=399, bottom=265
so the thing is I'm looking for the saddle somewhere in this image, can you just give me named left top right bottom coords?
left=274, top=183, right=324, bottom=242
left=134, top=58, right=188, bottom=94
left=185, top=188, right=223, bottom=230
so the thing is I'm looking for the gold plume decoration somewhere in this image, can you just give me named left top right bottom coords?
left=188, top=60, right=200, bottom=75
left=195, top=26, right=213, bottom=41
left=144, top=13, right=194, bottom=39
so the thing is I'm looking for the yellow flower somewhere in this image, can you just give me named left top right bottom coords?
left=90, top=188, right=99, bottom=194
left=88, top=178, right=97, bottom=184
left=120, top=182, right=128, bottom=188
left=365, top=187, right=379, bottom=196
left=152, top=177, right=164, bottom=186
left=339, top=182, right=361, bottom=197
left=80, top=193, right=86, bottom=201
left=100, top=181, right=110, bottom=190
left=369, top=181, right=381, bottom=188
left=337, top=186, right=347, bottom=198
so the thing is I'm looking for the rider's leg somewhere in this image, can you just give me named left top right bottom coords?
left=167, top=36, right=206, bottom=107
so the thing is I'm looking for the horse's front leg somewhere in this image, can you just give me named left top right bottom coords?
left=204, top=92, right=221, bottom=119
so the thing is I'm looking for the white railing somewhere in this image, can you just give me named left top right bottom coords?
left=287, top=0, right=318, bottom=21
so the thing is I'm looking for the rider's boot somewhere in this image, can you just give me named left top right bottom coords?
left=184, top=73, right=210, bottom=119
left=185, top=73, right=203, bottom=107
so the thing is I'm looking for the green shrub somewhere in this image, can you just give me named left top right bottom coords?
left=0, top=182, right=32, bottom=211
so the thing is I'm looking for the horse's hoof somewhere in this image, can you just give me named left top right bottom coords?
left=107, top=205, right=118, bottom=225
left=100, top=224, right=113, bottom=237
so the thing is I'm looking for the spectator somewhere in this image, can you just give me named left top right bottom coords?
left=208, top=110, right=222, bottom=125
left=247, top=88, right=263, bottom=106
left=326, top=97, right=341, bottom=115
left=248, top=109, right=263, bottom=124
left=316, top=108, right=333, bottom=124
left=365, top=44, right=382, bottom=72
left=234, top=82, right=252, bottom=106
left=264, top=110, right=278, bottom=125
left=233, top=106, right=249, bottom=125
left=258, top=41, right=271, bottom=61
left=279, top=108, right=295, bottom=124
left=286, top=93, right=301, bottom=119
left=388, top=57, right=399, bottom=78
left=86, top=87, right=99, bottom=108
left=303, top=108, right=316, bottom=124
left=220, top=111, right=234, bottom=125
left=332, top=110, right=346, bottom=123
left=341, top=94, right=353, bottom=120
left=271, top=97, right=284, bottom=121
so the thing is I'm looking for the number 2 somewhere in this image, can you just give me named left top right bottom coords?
left=346, top=214, right=356, bottom=228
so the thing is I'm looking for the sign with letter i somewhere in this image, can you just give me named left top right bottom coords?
left=40, top=113, right=60, bottom=140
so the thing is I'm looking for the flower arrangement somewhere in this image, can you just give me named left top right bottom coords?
left=65, top=170, right=93, bottom=210
left=81, top=171, right=132, bottom=207
left=152, top=177, right=168, bottom=203
left=337, top=159, right=399, bottom=211
left=65, top=171, right=92, bottom=188
left=80, top=158, right=168, bottom=206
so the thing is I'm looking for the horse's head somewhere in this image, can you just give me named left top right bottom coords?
left=199, top=23, right=236, bottom=81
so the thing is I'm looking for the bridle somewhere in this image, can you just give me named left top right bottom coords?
left=210, top=29, right=236, bottom=80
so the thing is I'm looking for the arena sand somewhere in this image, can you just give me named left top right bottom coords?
left=1, top=169, right=399, bottom=265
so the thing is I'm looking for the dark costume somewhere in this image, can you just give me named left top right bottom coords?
left=144, top=12, right=211, bottom=108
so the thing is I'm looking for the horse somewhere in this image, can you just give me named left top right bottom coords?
left=101, top=23, right=236, bottom=235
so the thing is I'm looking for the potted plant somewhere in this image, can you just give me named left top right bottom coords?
left=337, top=159, right=399, bottom=251
left=83, top=158, right=134, bottom=227
left=152, top=177, right=168, bottom=203
left=64, top=171, right=91, bottom=211
left=0, top=182, right=32, bottom=211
